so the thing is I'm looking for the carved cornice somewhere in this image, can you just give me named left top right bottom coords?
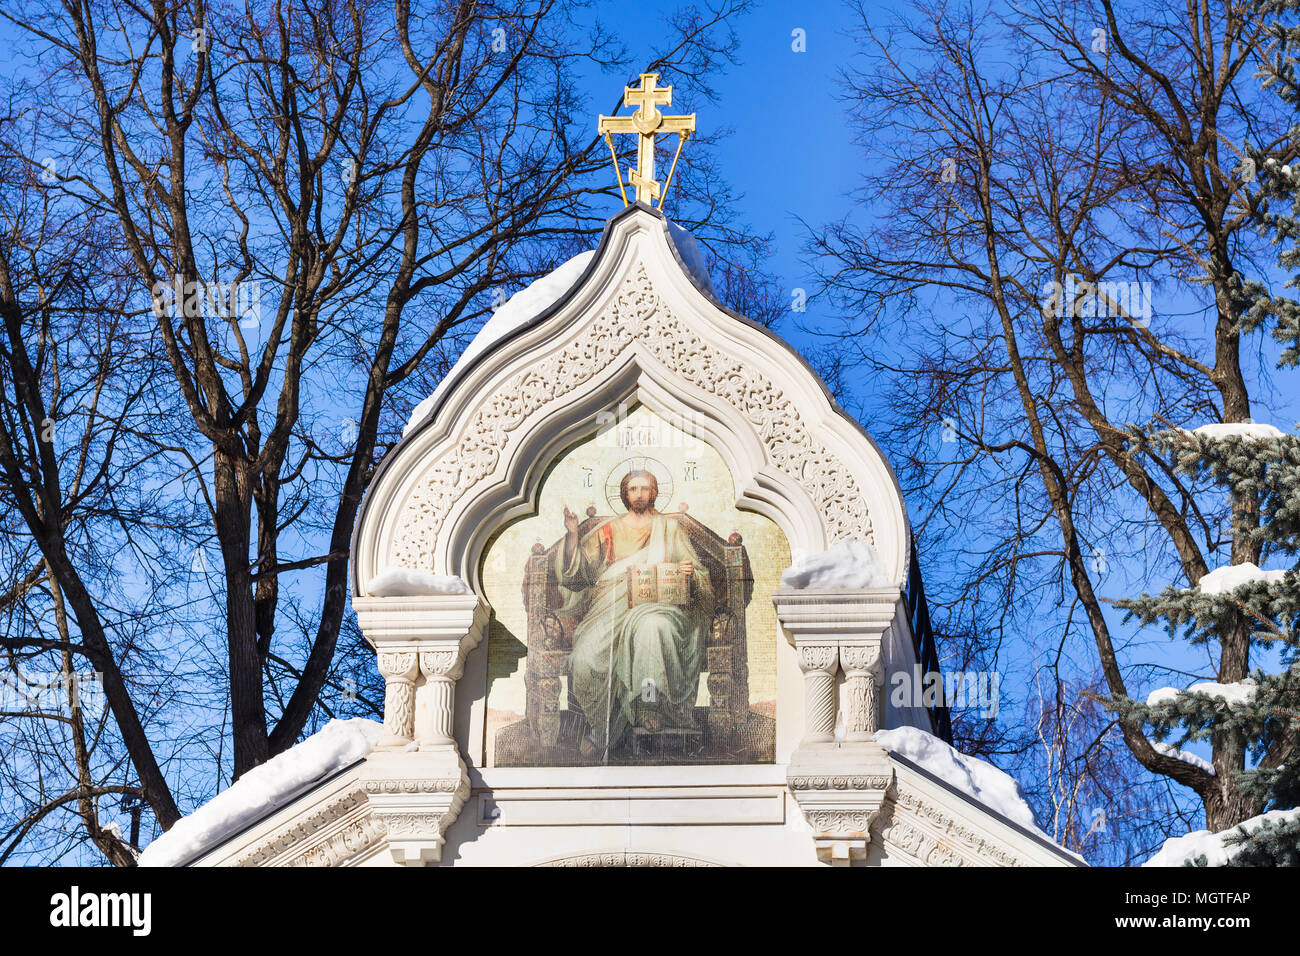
left=879, top=788, right=1027, bottom=868
left=352, top=593, right=488, bottom=645
left=363, top=777, right=465, bottom=794
left=772, top=588, right=902, bottom=644
left=880, top=818, right=974, bottom=867
left=283, top=814, right=388, bottom=868
left=789, top=774, right=893, bottom=791
left=230, top=775, right=479, bottom=868
left=232, top=786, right=374, bottom=868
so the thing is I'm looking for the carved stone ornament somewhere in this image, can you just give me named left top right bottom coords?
left=788, top=774, right=894, bottom=791
left=364, top=764, right=470, bottom=867
left=785, top=742, right=896, bottom=867
left=390, top=264, right=874, bottom=573
left=232, top=787, right=379, bottom=868
left=839, top=642, right=884, bottom=740
left=877, top=789, right=1027, bottom=867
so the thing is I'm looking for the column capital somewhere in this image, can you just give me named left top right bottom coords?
left=772, top=587, right=902, bottom=647
left=353, top=593, right=489, bottom=650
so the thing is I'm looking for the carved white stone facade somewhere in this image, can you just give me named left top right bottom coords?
left=175, top=205, right=1081, bottom=868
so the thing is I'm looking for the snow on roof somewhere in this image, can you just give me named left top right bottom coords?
left=1142, top=808, right=1300, bottom=866
left=876, top=726, right=1038, bottom=831
left=875, top=727, right=1087, bottom=863
left=366, top=567, right=471, bottom=597
left=1190, top=422, right=1287, bottom=440
left=1146, top=678, right=1258, bottom=708
left=138, top=718, right=383, bottom=867
left=402, top=250, right=596, bottom=437
left=1197, top=562, right=1289, bottom=595
left=399, top=218, right=719, bottom=440
left=665, top=220, right=716, bottom=295
left=780, top=537, right=892, bottom=589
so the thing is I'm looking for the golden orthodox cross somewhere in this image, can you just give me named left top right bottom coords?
left=598, top=73, right=696, bottom=207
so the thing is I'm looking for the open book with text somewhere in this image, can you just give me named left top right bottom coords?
left=626, top=563, right=691, bottom=607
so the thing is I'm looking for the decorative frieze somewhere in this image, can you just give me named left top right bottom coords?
left=789, top=774, right=893, bottom=791
left=231, top=786, right=375, bottom=868
left=883, top=785, right=1024, bottom=868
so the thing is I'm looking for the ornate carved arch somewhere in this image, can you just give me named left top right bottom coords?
left=351, top=207, right=909, bottom=599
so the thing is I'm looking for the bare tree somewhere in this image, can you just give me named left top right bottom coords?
left=808, top=0, right=1293, bottom=844
left=0, top=0, right=774, bottom=861
left=0, top=128, right=191, bottom=858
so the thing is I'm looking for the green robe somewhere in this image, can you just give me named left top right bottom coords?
left=556, top=513, right=712, bottom=750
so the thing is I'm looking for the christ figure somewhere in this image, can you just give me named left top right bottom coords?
left=556, top=469, right=713, bottom=758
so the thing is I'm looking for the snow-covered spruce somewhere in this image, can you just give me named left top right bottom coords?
left=138, top=718, right=383, bottom=867
left=1112, top=422, right=1300, bottom=864
left=1150, top=742, right=1215, bottom=776
left=1145, top=678, right=1258, bottom=708
left=1188, top=422, right=1287, bottom=441
left=1196, top=562, right=1289, bottom=595
left=1144, top=808, right=1300, bottom=867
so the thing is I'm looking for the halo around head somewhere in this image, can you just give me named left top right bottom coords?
left=605, top=456, right=674, bottom=513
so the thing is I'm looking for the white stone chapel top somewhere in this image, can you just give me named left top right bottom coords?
left=350, top=203, right=911, bottom=600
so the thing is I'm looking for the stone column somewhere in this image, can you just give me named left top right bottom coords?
left=352, top=591, right=488, bottom=865
left=417, top=648, right=465, bottom=748
left=377, top=651, right=419, bottom=747
left=773, top=585, right=904, bottom=867
left=839, top=642, right=883, bottom=741
left=796, top=643, right=839, bottom=745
